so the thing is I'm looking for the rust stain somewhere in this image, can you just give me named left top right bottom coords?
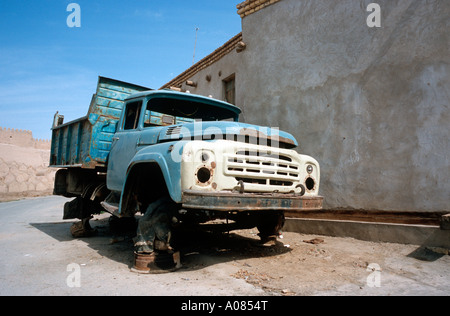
left=182, top=190, right=323, bottom=212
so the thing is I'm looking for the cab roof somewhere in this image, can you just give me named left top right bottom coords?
left=125, top=89, right=242, bottom=119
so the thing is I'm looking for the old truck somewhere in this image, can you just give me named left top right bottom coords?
left=50, top=76, right=323, bottom=272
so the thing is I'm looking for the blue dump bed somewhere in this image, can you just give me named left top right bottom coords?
left=50, top=76, right=151, bottom=169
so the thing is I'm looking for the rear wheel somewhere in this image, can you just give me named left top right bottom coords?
left=63, top=181, right=109, bottom=238
left=70, top=217, right=96, bottom=238
left=256, top=210, right=285, bottom=243
left=64, top=196, right=103, bottom=238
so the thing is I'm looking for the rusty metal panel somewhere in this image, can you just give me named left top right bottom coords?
left=50, top=116, right=92, bottom=168
left=50, top=77, right=151, bottom=169
left=181, top=190, right=323, bottom=211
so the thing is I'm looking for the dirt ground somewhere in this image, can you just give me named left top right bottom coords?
left=182, top=232, right=449, bottom=296
left=93, top=214, right=450, bottom=296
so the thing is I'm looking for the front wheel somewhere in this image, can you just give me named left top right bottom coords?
left=134, top=196, right=180, bottom=254
left=132, top=196, right=182, bottom=273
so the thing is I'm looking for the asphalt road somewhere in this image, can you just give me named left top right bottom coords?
left=0, top=196, right=448, bottom=296
left=0, top=196, right=263, bottom=296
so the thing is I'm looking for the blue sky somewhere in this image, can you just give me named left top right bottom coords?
left=0, top=1, right=242, bottom=140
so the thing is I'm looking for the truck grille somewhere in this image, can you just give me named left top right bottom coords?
left=224, top=150, right=300, bottom=188
left=166, top=125, right=182, bottom=135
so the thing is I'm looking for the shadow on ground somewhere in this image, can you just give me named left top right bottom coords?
left=407, top=246, right=446, bottom=262
left=31, top=214, right=291, bottom=272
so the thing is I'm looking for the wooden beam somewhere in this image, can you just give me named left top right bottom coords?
left=284, top=209, right=447, bottom=226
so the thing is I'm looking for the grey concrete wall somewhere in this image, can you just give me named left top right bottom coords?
left=238, top=0, right=450, bottom=212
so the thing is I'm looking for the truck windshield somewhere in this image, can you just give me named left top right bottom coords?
left=143, top=97, right=238, bottom=127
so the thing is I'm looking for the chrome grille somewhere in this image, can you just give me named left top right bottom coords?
left=166, top=125, right=182, bottom=135
left=224, top=150, right=300, bottom=187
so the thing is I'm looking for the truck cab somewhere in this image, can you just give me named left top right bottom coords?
left=51, top=77, right=323, bottom=272
left=108, top=90, right=322, bottom=216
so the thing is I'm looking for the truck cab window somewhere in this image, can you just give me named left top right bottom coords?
left=123, top=101, right=142, bottom=130
left=143, top=97, right=238, bottom=126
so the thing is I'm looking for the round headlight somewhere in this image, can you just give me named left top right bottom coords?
left=307, top=165, right=313, bottom=174
left=305, top=177, right=315, bottom=190
left=196, top=167, right=211, bottom=184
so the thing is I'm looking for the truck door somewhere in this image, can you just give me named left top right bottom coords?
left=107, top=100, right=143, bottom=192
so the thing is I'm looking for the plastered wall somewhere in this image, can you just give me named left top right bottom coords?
left=167, top=0, right=449, bottom=212
left=239, top=0, right=449, bottom=211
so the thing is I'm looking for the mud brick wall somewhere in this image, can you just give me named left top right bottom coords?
left=0, top=127, right=56, bottom=201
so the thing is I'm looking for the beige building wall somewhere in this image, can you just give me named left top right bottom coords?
left=163, top=0, right=450, bottom=212
left=238, top=0, right=449, bottom=211
left=161, top=33, right=244, bottom=108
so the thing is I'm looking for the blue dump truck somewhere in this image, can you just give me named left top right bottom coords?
left=50, top=76, right=323, bottom=272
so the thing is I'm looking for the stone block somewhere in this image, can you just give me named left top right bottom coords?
left=440, top=214, right=450, bottom=230
left=0, top=161, right=9, bottom=177
left=4, top=173, right=15, bottom=185
left=8, top=182, right=28, bottom=193
left=0, top=183, right=8, bottom=194
left=36, top=182, right=48, bottom=191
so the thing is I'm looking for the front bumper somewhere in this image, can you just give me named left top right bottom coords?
left=181, top=190, right=323, bottom=212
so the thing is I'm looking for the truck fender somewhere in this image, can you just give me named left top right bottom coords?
left=118, top=153, right=181, bottom=217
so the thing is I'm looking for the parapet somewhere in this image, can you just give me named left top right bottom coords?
left=0, top=127, right=51, bottom=150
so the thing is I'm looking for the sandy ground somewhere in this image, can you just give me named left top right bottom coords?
left=0, top=196, right=448, bottom=296
left=167, top=225, right=450, bottom=296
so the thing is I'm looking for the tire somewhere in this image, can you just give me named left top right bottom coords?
left=134, top=196, right=180, bottom=254
left=256, top=210, right=285, bottom=241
